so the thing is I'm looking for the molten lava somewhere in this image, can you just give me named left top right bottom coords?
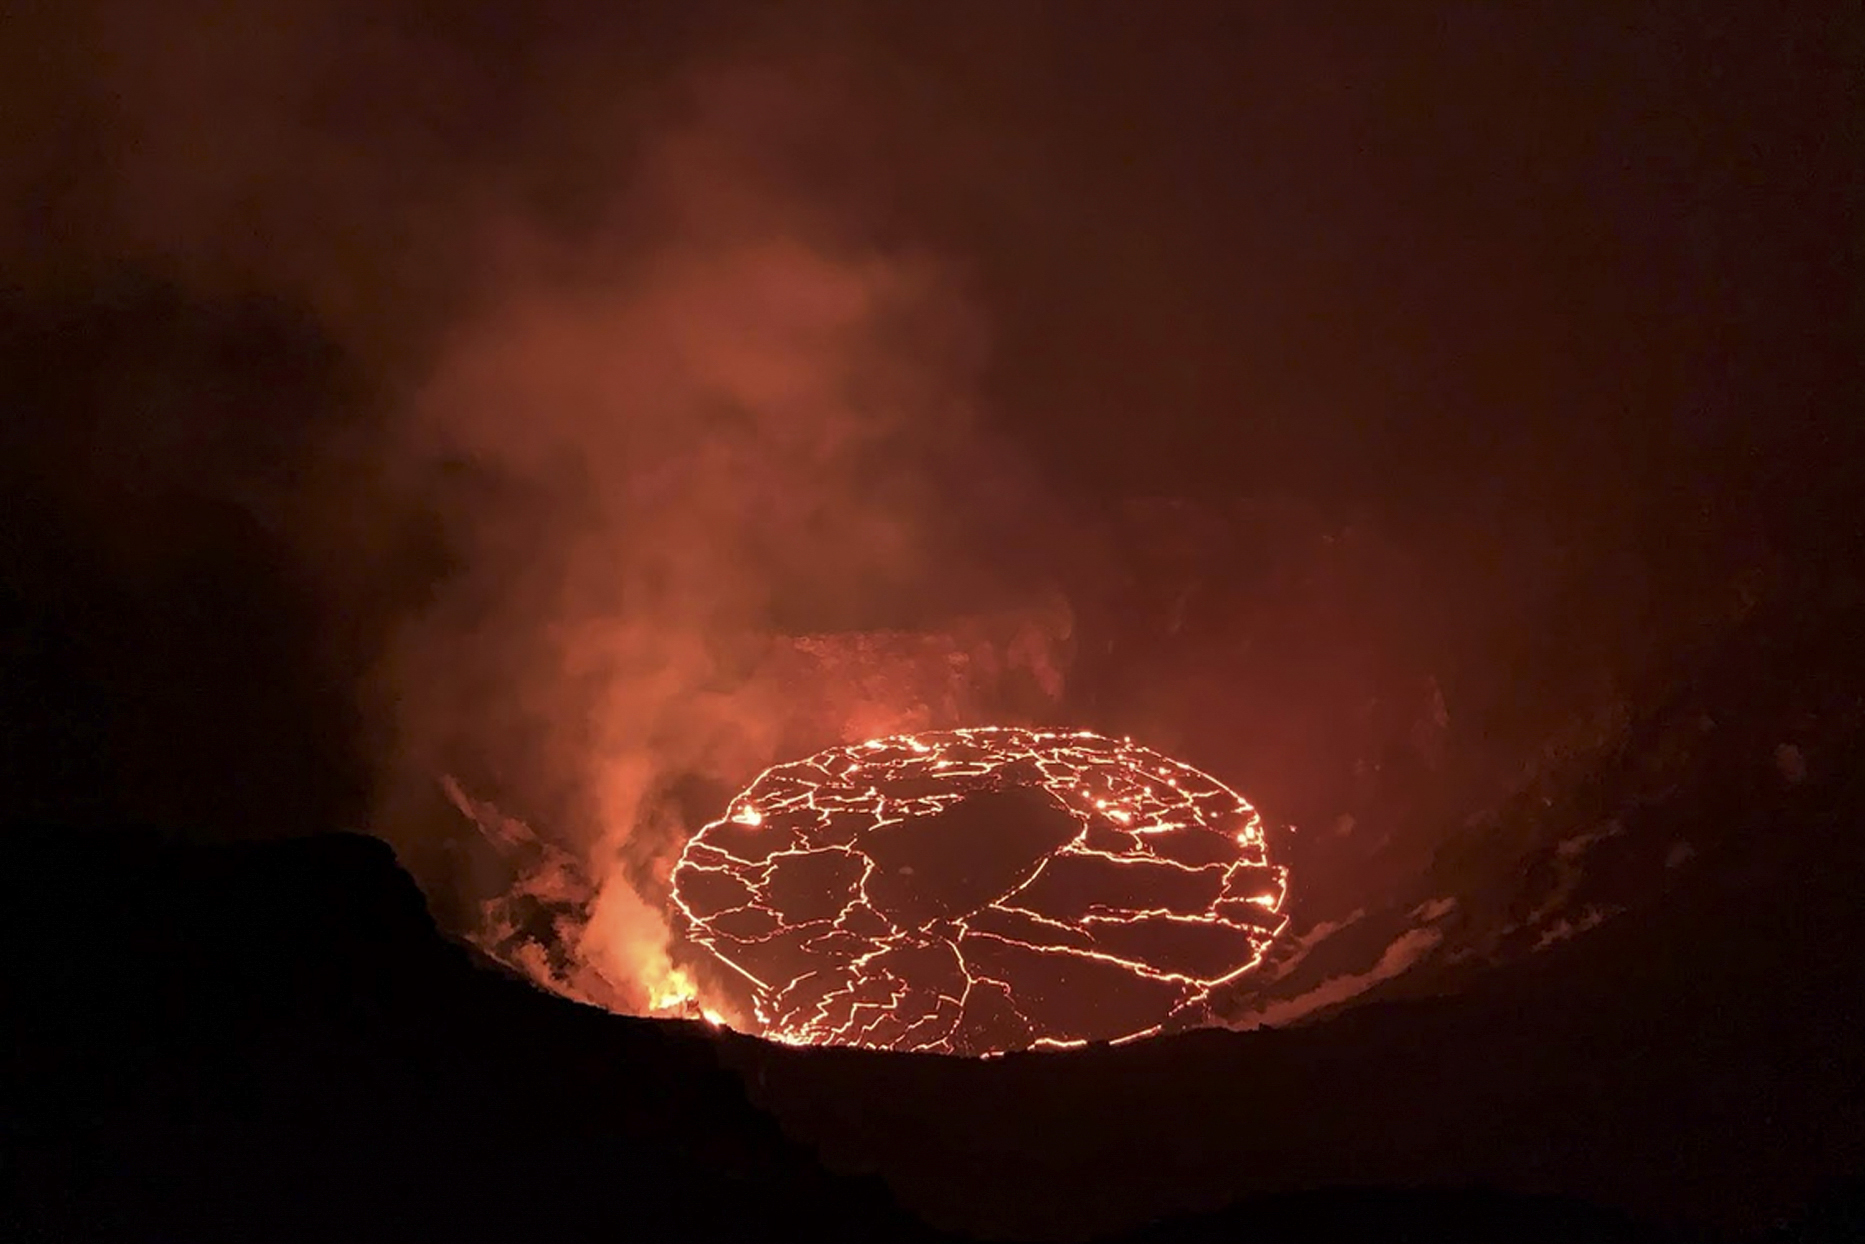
left=670, top=727, right=1289, bottom=1054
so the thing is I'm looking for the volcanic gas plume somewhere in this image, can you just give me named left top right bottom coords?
left=669, top=727, right=1290, bottom=1054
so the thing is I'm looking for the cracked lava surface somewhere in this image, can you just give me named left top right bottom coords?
left=669, top=727, right=1290, bottom=1055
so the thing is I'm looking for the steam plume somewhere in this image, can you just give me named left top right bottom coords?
left=376, top=62, right=1018, bottom=1011
left=4, top=2, right=1053, bottom=1012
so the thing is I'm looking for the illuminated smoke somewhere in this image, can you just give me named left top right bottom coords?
left=375, top=61, right=1057, bottom=1015
left=1, top=3, right=1063, bottom=1012
left=670, top=727, right=1289, bottom=1054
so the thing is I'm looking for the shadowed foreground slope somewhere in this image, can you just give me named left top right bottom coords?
left=6, top=784, right=1860, bottom=1244
left=6, top=830, right=935, bottom=1243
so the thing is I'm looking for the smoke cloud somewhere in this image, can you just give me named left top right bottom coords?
left=3, top=1, right=1064, bottom=1011
left=384, top=75, right=1017, bottom=1009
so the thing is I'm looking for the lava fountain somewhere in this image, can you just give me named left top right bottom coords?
left=670, top=727, right=1290, bottom=1055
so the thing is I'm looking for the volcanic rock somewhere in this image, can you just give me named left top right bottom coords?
left=5, top=829, right=936, bottom=1243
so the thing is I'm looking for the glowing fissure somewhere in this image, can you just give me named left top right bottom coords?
left=669, top=726, right=1289, bottom=1055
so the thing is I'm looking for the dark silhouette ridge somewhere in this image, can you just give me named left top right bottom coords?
left=5, top=828, right=938, bottom=1243
left=8, top=781, right=1858, bottom=1243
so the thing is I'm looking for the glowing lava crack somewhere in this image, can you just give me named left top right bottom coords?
left=670, top=727, right=1289, bottom=1055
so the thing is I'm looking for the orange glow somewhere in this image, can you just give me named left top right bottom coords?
left=647, top=965, right=730, bottom=1028
left=646, top=965, right=703, bottom=1014
left=669, top=726, right=1289, bottom=1055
